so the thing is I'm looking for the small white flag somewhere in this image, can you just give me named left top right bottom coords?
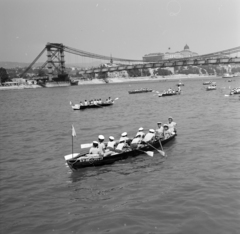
left=72, top=125, right=76, bottom=137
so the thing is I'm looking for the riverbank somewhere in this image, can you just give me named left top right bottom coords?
left=77, top=74, right=220, bottom=85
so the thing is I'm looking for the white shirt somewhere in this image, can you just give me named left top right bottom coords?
left=107, top=141, right=115, bottom=148
left=143, top=133, right=155, bottom=142
left=135, top=131, right=145, bottom=139
left=131, top=137, right=141, bottom=144
left=119, top=136, right=128, bottom=143
left=168, top=122, right=177, bottom=133
left=116, top=142, right=125, bottom=150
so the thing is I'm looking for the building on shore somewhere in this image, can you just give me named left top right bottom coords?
left=142, top=53, right=164, bottom=62
left=142, top=44, right=198, bottom=62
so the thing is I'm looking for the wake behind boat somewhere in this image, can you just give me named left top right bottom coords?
left=64, top=134, right=176, bottom=171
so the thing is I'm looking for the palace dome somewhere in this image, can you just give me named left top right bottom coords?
left=184, top=44, right=190, bottom=50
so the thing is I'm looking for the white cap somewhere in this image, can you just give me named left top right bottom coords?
left=93, top=141, right=98, bottom=145
left=138, top=127, right=144, bottom=131
left=109, top=136, right=114, bottom=140
left=157, top=122, right=162, bottom=124
left=149, top=129, right=155, bottom=133
left=121, top=132, right=127, bottom=137
left=163, top=124, right=169, bottom=128
left=98, top=135, right=105, bottom=140
left=168, top=116, right=173, bottom=120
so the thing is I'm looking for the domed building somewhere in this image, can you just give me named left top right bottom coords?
left=163, top=44, right=198, bottom=60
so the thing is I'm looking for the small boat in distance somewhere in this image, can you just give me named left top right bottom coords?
left=203, top=81, right=212, bottom=85
left=70, top=102, right=114, bottom=110
left=128, top=88, right=153, bottom=94
left=206, top=85, right=216, bottom=91
left=222, top=73, right=234, bottom=78
left=158, top=91, right=181, bottom=97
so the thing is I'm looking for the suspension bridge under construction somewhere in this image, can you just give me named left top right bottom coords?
left=21, top=43, right=240, bottom=79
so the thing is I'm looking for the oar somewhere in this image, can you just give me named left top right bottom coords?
left=137, top=149, right=154, bottom=157
left=158, top=139, right=166, bottom=157
left=81, top=143, right=92, bottom=148
left=146, top=142, right=166, bottom=157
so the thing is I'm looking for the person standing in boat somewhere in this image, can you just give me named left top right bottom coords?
left=143, top=129, right=155, bottom=143
left=135, top=127, right=145, bottom=140
left=177, top=86, right=181, bottom=93
left=167, top=117, right=177, bottom=134
left=155, top=122, right=164, bottom=140
left=98, top=135, right=105, bottom=155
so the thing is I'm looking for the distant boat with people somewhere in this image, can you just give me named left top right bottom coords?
left=128, top=88, right=153, bottom=94
left=222, top=73, right=233, bottom=78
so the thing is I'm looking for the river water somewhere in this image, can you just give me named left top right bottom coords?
left=0, top=77, right=240, bottom=234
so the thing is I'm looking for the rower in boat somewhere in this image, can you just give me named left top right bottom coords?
left=143, top=129, right=155, bottom=143
left=88, top=141, right=102, bottom=156
left=130, top=135, right=142, bottom=149
left=135, top=127, right=145, bottom=139
left=106, top=136, right=116, bottom=151
left=119, top=132, right=129, bottom=142
left=167, top=117, right=177, bottom=134
left=84, top=100, right=88, bottom=106
left=104, top=136, right=116, bottom=157
left=163, top=124, right=173, bottom=139
left=155, top=122, right=164, bottom=140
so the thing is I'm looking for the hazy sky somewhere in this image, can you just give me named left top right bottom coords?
left=1, top=0, right=240, bottom=63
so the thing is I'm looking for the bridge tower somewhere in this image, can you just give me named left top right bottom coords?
left=46, top=43, right=66, bottom=80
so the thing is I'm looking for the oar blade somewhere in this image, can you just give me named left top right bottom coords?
left=81, top=143, right=92, bottom=149
left=146, top=151, right=154, bottom=157
left=158, top=150, right=166, bottom=157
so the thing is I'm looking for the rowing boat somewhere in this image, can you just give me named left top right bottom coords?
left=71, top=102, right=113, bottom=110
left=128, top=89, right=153, bottom=94
left=158, top=91, right=181, bottom=97
left=206, top=86, right=216, bottom=91
left=64, top=134, right=176, bottom=171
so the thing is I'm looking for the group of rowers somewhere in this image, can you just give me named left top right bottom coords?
left=87, top=117, right=177, bottom=157
left=230, top=87, right=240, bottom=95
left=162, top=86, right=181, bottom=94
left=79, top=97, right=113, bottom=106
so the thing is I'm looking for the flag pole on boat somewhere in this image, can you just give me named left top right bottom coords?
left=72, top=125, right=77, bottom=158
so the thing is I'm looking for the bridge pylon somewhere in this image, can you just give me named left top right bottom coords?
left=46, top=43, right=66, bottom=80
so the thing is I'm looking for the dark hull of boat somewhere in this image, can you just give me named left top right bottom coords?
left=230, top=91, right=240, bottom=95
left=159, top=92, right=180, bottom=97
left=129, top=90, right=153, bottom=94
left=80, top=103, right=113, bottom=110
left=66, top=134, right=176, bottom=171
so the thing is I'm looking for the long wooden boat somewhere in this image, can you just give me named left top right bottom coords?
left=128, top=89, right=153, bottom=94
left=64, top=134, right=176, bottom=171
left=71, top=102, right=113, bottom=110
left=230, top=88, right=240, bottom=95
left=206, top=86, right=216, bottom=91
left=158, top=91, right=181, bottom=97
left=203, top=81, right=211, bottom=85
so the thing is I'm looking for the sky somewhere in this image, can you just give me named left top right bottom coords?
left=1, top=0, right=240, bottom=63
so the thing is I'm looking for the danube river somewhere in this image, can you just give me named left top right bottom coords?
left=0, top=77, right=240, bottom=234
